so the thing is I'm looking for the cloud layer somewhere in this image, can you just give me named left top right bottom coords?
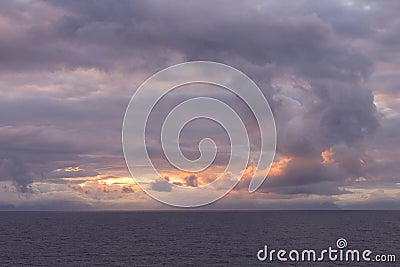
left=0, top=0, right=399, bottom=209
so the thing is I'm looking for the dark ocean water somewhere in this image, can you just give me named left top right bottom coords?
left=0, top=211, right=398, bottom=266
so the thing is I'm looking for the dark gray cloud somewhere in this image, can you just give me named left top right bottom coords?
left=0, top=0, right=374, bottom=79
left=0, top=157, right=33, bottom=193
left=184, top=175, right=199, bottom=188
left=151, top=179, right=172, bottom=192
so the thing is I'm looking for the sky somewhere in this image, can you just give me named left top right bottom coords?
left=0, top=0, right=399, bottom=210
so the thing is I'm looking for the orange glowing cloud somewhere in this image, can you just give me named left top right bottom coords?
left=68, top=177, right=137, bottom=195
left=242, top=156, right=292, bottom=179
left=321, top=148, right=335, bottom=164
left=155, top=164, right=227, bottom=186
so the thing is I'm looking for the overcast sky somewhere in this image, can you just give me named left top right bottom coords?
left=0, top=0, right=399, bottom=210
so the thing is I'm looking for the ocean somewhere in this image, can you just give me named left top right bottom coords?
left=0, top=211, right=398, bottom=266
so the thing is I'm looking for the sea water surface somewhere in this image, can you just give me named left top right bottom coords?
left=0, top=211, right=399, bottom=266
